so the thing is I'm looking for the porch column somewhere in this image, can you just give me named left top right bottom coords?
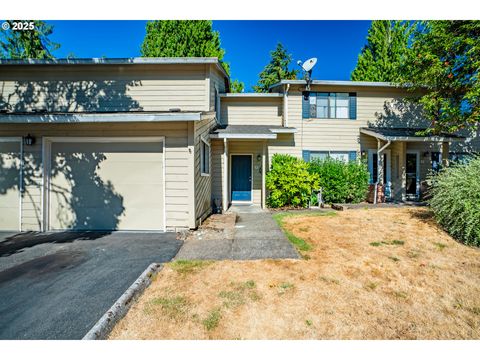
left=377, top=139, right=384, bottom=185
left=442, top=141, right=450, bottom=167
left=262, top=141, right=266, bottom=209
left=399, top=141, right=407, bottom=201
left=222, top=138, right=228, bottom=213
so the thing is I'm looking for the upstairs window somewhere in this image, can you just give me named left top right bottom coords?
left=303, top=92, right=357, bottom=119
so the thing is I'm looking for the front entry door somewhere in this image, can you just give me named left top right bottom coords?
left=406, top=152, right=419, bottom=199
left=231, top=155, right=252, bottom=202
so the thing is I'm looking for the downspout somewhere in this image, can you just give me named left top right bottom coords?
left=374, top=139, right=391, bottom=205
left=283, top=84, right=290, bottom=127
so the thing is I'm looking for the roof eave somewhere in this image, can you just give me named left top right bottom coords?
left=0, top=112, right=203, bottom=124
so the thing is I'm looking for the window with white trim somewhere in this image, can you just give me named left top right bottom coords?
left=307, top=92, right=353, bottom=119
left=309, top=151, right=350, bottom=163
left=201, top=138, right=210, bottom=175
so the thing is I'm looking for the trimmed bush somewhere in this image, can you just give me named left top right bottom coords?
left=308, top=158, right=370, bottom=204
left=428, top=155, right=480, bottom=246
left=266, top=154, right=319, bottom=208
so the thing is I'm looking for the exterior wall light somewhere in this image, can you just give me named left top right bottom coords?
left=256, top=154, right=262, bottom=161
left=24, top=134, right=35, bottom=146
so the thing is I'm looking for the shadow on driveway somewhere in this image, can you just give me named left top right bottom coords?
left=0, top=231, right=111, bottom=257
left=0, top=231, right=183, bottom=339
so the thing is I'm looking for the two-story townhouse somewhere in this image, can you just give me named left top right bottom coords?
left=0, top=58, right=228, bottom=232
left=1, top=57, right=479, bottom=233
left=212, top=80, right=479, bottom=210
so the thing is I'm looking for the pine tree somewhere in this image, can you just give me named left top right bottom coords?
left=0, top=20, right=59, bottom=59
left=351, top=21, right=414, bottom=82
left=400, top=21, right=480, bottom=133
left=253, top=43, right=298, bottom=93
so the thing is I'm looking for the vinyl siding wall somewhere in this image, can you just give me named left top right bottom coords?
left=0, top=122, right=195, bottom=231
left=194, top=115, right=216, bottom=225
left=0, top=64, right=211, bottom=113
left=220, top=98, right=283, bottom=126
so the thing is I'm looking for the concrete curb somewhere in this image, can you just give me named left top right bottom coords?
left=82, top=262, right=162, bottom=340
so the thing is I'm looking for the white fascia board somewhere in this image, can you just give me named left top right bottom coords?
left=386, top=136, right=465, bottom=142
left=210, top=133, right=277, bottom=139
left=219, top=93, right=283, bottom=98
left=269, top=128, right=297, bottom=134
left=0, top=112, right=202, bottom=124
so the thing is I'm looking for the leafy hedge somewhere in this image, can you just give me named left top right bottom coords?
left=308, top=158, right=370, bottom=204
left=266, top=154, right=319, bottom=208
left=428, top=156, right=480, bottom=246
left=265, top=154, right=369, bottom=208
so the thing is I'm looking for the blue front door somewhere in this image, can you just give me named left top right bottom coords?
left=231, top=155, right=252, bottom=201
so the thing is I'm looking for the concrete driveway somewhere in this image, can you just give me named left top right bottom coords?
left=0, top=231, right=182, bottom=339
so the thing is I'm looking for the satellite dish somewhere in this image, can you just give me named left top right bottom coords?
left=301, top=58, right=317, bottom=72
left=297, top=57, right=317, bottom=90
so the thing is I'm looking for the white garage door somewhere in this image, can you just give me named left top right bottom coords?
left=0, top=140, right=21, bottom=231
left=48, top=139, right=164, bottom=231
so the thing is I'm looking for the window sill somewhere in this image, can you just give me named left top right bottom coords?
left=201, top=172, right=210, bottom=177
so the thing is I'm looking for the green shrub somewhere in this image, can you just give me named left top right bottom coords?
left=266, top=154, right=319, bottom=208
left=428, top=155, right=480, bottom=246
left=308, top=158, right=369, bottom=204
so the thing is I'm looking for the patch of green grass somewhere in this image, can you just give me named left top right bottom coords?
left=434, top=242, right=448, bottom=250
left=219, top=290, right=245, bottom=308
left=305, top=319, right=313, bottom=327
left=202, top=308, right=222, bottom=331
left=394, top=291, right=408, bottom=299
left=277, top=282, right=295, bottom=295
left=370, top=240, right=404, bottom=247
left=407, top=249, right=421, bottom=259
left=150, top=296, right=190, bottom=320
left=319, top=276, right=340, bottom=285
left=218, top=280, right=260, bottom=308
left=273, top=212, right=335, bottom=252
left=244, top=280, right=256, bottom=289
left=388, top=256, right=400, bottom=262
left=365, top=282, right=378, bottom=291
left=169, top=260, right=213, bottom=275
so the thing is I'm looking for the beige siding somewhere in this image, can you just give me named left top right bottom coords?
left=194, top=116, right=216, bottom=224
left=211, top=140, right=224, bottom=207
left=286, top=86, right=427, bottom=153
left=220, top=98, right=283, bottom=126
left=210, top=66, right=227, bottom=112
left=0, top=141, right=21, bottom=231
left=0, top=122, right=194, bottom=231
left=0, top=64, right=209, bottom=113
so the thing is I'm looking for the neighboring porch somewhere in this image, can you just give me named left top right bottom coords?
left=360, top=127, right=465, bottom=202
left=210, top=125, right=297, bottom=213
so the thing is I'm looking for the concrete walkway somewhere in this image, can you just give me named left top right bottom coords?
left=175, top=205, right=299, bottom=261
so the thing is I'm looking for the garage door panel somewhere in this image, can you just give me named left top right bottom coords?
left=0, top=142, right=21, bottom=231
left=50, top=140, right=164, bottom=231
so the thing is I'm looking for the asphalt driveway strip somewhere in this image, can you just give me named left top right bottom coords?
left=0, top=231, right=182, bottom=340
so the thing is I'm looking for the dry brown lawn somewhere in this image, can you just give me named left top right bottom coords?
left=110, top=208, right=480, bottom=340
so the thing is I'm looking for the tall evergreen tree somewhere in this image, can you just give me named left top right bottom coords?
left=0, top=20, right=59, bottom=59
left=351, top=21, right=414, bottom=82
left=230, top=79, right=245, bottom=93
left=400, top=21, right=480, bottom=133
left=253, top=43, right=298, bottom=93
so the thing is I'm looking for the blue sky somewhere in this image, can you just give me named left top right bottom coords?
left=48, top=20, right=371, bottom=91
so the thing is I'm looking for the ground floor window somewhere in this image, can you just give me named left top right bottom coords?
left=303, top=150, right=356, bottom=163
left=201, top=139, right=210, bottom=175
left=431, top=152, right=442, bottom=172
